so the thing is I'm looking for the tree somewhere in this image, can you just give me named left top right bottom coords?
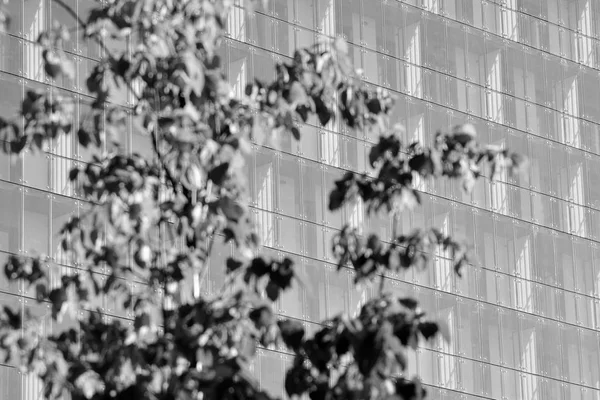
left=0, top=1, right=525, bottom=400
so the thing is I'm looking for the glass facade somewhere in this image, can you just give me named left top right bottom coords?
left=0, top=1, right=600, bottom=400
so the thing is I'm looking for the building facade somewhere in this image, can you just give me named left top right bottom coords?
left=1, top=0, right=600, bottom=399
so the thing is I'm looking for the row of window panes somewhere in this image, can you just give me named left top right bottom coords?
left=213, top=224, right=599, bottom=330
left=329, top=0, right=600, bottom=68
left=2, top=242, right=599, bottom=390
left=7, top=72, right=600, bottom=230
left=240, top=192, right=600, bottom=301
left=0, top=346, right=595, bottom=400
left=3, top=0, right=131, bottom=61
left=10, top=5, right=600, bottom=153
left=228, top=5, right=600, bottom=145
left=219, top=36, right=600, bottom=162
left=482, top=0, right=600, bottom=41
left=250, top=0, right=600, bottom=78
left=245, top=140, right=600, bottom=245
left=251, top=344, right=598, bottom=399
left=3, top=108, right=600, bottom=277
left=415, top=346, right=599, bottom=399
left=0, top=37, right=131, bottom=105
left=341, top=30, right=600, bottom=132
left=228, top=6, right=600, bottom=129
left=0, top=250, right=598, bottom=393
left=1, top=168, right=599, bottom=325
left=207, top=222, right=600, bottom=335
left=258, top=116, right=600, bottom=224
left=8, top=0, right=600, bottom=122
left=16, top=14, right=595, bottom=231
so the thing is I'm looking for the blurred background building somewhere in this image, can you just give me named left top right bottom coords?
left=1, top=1, right=600, bottom=399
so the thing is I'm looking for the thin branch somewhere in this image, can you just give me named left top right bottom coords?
left=150, top=127, right=190, bottom=198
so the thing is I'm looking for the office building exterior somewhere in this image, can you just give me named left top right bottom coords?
left=1, top=1, right=600, bottom=399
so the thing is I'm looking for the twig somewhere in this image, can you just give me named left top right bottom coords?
left=150, top=128, right=191, bottom=199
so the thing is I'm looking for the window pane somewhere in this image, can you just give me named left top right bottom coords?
left=382, top=0, right=405, bottom=59
left=277, top=153, right=301, bottom=218
left=24, top=188, right=49, bottom=256
left=303, top=259, right=327, bottom=322
left=301, top=160, right=324, bottom=224
left=259, top=350, right=284, bottom=398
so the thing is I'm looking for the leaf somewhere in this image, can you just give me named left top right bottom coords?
left=226, top=257, right=243, bottom=273
left=134, top=313, right=150, bottom=331
left=78, top=128, right=91, bottom=148
left=43, top=50, right=62, bottom=78
left=328, top=189, right=345, bottom=211
left=60, top=55, right=75, bottom=80
left=288, top=81, right=307, bottom=105
left=219, top=197, right=245, bottom=222
left=103, top=274, right=117, bottom=294
left=114, top=56, right=131, bottom=77
left=291, top=126, right=300, bottom=140
left=48, top=288, right=68, bottom=319
left=366, top=98, right=381, bottom=114
left=35, top=283, right=48, bottom=302
left=68, top=168, right=79, bottom=182
left=3, top=306, right=21, bottom=329
left=207, top=162, right=229, bottom=185
left=398, top=297, right=419, bottom=310
left=313, top=95, right=332, bottom=126
left=10, top=134, right=28, bottom=154
left=396, top=378, right=426, bottom=400
left=451, top=123, right=476, bottom=145
left=278, top=319, right=305, bottom=351
left=417, top=321, right=439, bottom=340
left=249, top=306, right=274, bottom=328
left=248, top=257, right=270, bottom=279
left=265, top=280, right=280, bottom=301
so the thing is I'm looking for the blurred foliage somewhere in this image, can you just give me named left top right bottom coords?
left=0, top=1, right=525, bottom=400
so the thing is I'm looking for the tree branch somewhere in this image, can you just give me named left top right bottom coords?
left=150, top=128, right=191, bottom=199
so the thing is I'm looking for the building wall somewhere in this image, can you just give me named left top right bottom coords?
left=0, top=1, right=600, bottom=400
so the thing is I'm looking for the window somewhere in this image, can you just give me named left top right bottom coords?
left=382, top=0, right=406, bottom=58
left=276, top=153, right=301, bottom=218
left=335, top=0, right=361, bottom=44
left=301, top=160, right=324, bottom=224
left=473, top=210, right=495, bottom=270
left=560, top=325, right=582, bottom=384
left=258, top=351, right=284, bottom=398
left=528, top=135, right=552, bottom=193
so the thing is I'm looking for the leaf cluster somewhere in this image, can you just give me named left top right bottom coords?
left=281, top=294, right=448, bottom=400
left=329, top=124, right=527, bottom=214
left=0, top=1, right=528, bottom=400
